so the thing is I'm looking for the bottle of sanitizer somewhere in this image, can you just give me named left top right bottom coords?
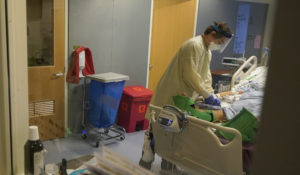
left=28, top=126, right=45, bottom=175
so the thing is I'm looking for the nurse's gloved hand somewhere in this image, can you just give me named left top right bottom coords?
left=204, top=95, right=221, bottom=106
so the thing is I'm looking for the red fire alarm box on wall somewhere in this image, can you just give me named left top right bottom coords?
left=117, top=86, right=153, bottom=133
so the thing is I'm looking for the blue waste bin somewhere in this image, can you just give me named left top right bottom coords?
left=87, top=72, right=129, bottom=128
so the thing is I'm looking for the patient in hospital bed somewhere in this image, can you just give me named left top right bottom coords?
left=198, top=66, right=267, bottom=121
left=174, top=87, right=264, bottom=124
left=201, top=87, right=264, bottom=121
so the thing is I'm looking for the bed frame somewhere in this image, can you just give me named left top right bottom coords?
left=231, top=56, right=258, bottom=88
left=149, top=105, right=243, bottom=175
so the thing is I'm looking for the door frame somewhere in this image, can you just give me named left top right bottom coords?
left=3, top=0, right=69, bottom=174
left=0, top=0, right=11, bottom=174
left=64, top=0, right=69, bottom=137
left=193, top=0, right=200, bottom=37
left=5, top=0, right=28, bottom=173
left=145, top=0, right=153, bottom=88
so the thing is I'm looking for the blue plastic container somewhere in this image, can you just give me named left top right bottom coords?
left=87, top=72, right=129, bottom=128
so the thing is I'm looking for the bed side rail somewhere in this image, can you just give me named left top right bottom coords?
left=231, top=56, right=258, bottom=88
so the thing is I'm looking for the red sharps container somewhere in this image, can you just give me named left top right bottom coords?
left=117, top=86, right=153, bottom=133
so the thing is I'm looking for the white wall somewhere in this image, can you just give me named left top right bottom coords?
left=68, top=0, right=152, bottom=133
left=68, top=0, right=151, bottom=86
left=111, top=0, right=152, bottom=86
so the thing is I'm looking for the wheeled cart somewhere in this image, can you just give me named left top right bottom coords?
left=81, top=72, right=129, bottom=147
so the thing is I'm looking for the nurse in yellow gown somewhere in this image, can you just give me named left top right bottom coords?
left=140, top=21, right=233, bottom=170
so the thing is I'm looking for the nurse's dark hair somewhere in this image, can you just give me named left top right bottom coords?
left=204, top=21, right=232, bottom=39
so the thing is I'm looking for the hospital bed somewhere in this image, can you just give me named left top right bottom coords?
left=149, top=104, right=243, bottom=175
left=149, top=56, right=265, bottom=175
left=230, top=55, right=258, bottom=88
left=215, top=56, right=258, bottom=93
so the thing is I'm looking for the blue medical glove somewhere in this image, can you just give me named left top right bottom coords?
left=204, top=95, right=221, bottom=106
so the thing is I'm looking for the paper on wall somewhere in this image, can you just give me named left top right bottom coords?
left=254, top=35, right=261, bottom=49
left=79, top=51, right=85, bottom=77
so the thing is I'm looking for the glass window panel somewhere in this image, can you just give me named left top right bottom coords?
left=27, top=0, right=54, bottom=67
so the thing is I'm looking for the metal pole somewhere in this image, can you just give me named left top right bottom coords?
left=82, top=77, right=86, bottom=127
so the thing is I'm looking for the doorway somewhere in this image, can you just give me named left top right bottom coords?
left=148, top=0, right=198, bottom=90
left=27, top=0, right=65, bottom=140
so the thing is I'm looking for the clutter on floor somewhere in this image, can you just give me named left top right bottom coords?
left=44, top=146, right=154, bottom=175
left=84, top=146, right=154, bottom=175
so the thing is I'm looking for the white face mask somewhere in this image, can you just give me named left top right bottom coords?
left=208, top=42, right=221, bottom=51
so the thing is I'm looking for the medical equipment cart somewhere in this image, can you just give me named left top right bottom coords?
left=81, top=72, right=129, bottom=147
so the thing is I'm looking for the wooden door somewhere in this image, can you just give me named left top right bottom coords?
left=27, top=0, right=65, bottom=140
left=148, top=0, right=197, bottom=90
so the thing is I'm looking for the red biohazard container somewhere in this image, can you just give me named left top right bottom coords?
left=117, top=86, right=153, bottom=133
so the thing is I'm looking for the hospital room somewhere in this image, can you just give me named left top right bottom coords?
left=1, top=0, right=300, bottom=175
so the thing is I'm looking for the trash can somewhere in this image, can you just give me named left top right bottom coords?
left=87, top=72, right=129, bottom=128
left=117, top=86, right=153, bottom=133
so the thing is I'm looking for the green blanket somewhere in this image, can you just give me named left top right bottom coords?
left=173, top=95, right=215, bottom=122
left=216, top=108, right=258, bottom=142
left=173, top=95, right=258, bottom=142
